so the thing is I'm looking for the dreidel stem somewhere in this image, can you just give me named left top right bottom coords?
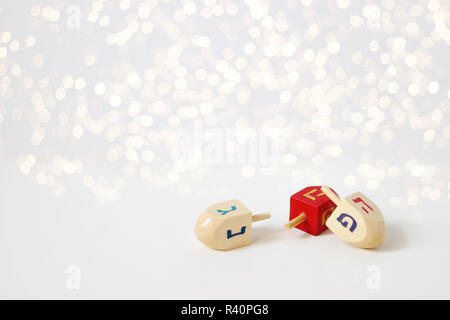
left=320, top=185, right=341, bottom=205
left=285, top=212, right=307, bottom=229
left=252, top=213, right=271, bottom=222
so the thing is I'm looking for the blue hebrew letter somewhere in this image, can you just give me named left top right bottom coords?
left=227, top=226, right=247, bottom=239
left=336, top=213, right=357, bottom=232
left=217, top=206, right=237, bottom=215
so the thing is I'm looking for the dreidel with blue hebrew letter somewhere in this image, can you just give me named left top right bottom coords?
left=194, top=199, right=270, bottom=251
left=320, top=186, right=386, bottom=249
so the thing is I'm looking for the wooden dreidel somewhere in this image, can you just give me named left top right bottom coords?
left=285, top=186, right=339, bottom=236
left=194, top=199, right=270, bottom=251
left=320, top=186, right=386, bottom=249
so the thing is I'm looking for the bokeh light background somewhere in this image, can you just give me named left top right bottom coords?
left=0, top=0, right=449, bottom=299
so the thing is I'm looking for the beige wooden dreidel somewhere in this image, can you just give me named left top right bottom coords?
left=320, top=186, right=386, bottom=249
left=195, top=199, right=270, bottom=251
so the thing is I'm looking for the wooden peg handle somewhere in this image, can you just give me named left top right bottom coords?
left=285, top=213, right=307, bottom=229
left=252, top=213, right=271, bottom=222
left=320, top=185, right=341, bottom=205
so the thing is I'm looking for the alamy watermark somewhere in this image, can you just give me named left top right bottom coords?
left=66, top=265, right=81, bottom=291
left=170, top=121, right=279, bottom=175
left=366, top=265, right=381, bottom=290
left=66, top=5, right=81, bottom=30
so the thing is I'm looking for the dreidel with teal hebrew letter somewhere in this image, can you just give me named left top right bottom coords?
left=320, top=186, right=386, bottom=249
left=194, top=199, right=270, bottom=251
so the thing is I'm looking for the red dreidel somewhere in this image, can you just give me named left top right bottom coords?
left=285, top=186, right=339, bottom=235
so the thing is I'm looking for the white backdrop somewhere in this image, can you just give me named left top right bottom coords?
left=0, top=0, right=449, bottom=299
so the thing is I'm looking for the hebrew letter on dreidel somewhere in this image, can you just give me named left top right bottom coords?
left=217, top=206, right=237, bottom=215
left=321, top=207, right=335, bottom=225
left=227, top=226, right=247, bottom=239
left=352, top=197, right=373, bottom=214
left=337, top=213, right=357, bottom=232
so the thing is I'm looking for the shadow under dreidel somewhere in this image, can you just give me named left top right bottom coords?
left=287, top=226, right=335, bottom=240
left=251, top=225, right=285, bottom=246
left=316, top=228, right=334, bottom=237
left=373, top=223, right=407, bottom=252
